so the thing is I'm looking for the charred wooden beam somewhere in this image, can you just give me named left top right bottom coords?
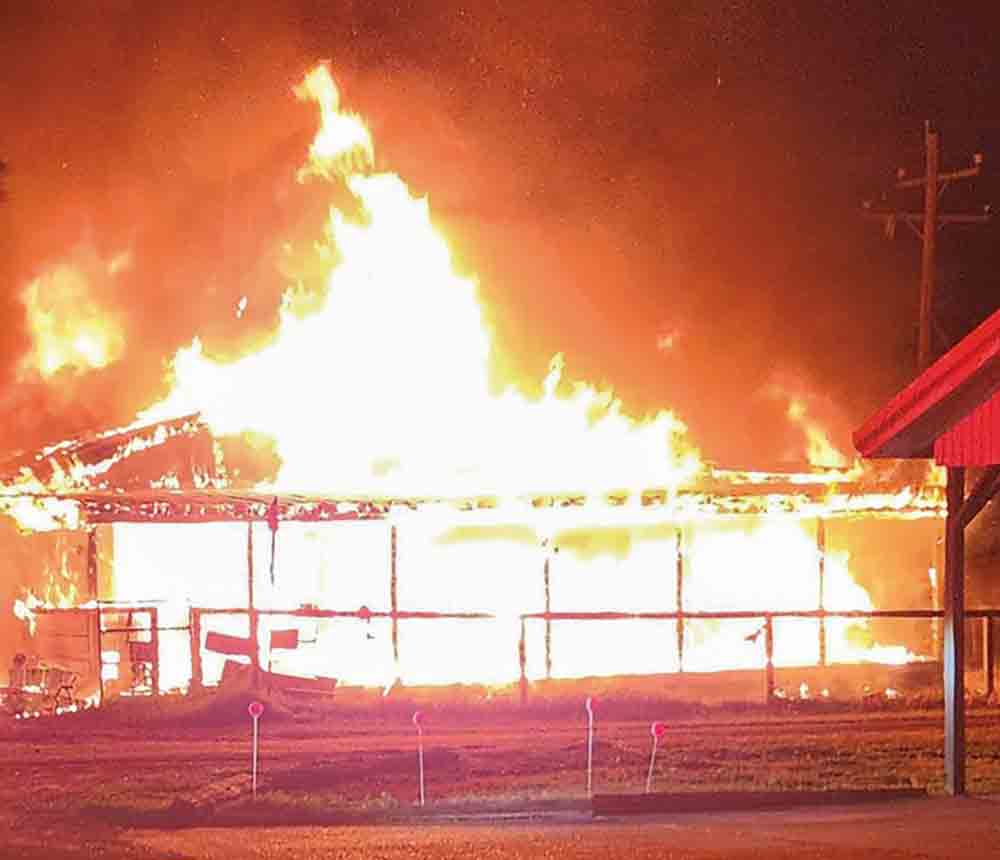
left=190, top=608, right=204, bottom=692
left=817, top=518, right=827, bottom=667
left=0, top=414, right=206, bottom=487
left=149, top=607, right=160, bottom=696
left=984, top=617, right=996, bottom=700
left=958, top=466, right=1000, bottom=529
left=43, top=604, right=956, bottom=622
left=247, top=522, right=260, bottom=689
left=93, top=606, right=104, bottom=707
left=764, top=615, right=775, bottom=703
left=199, top=607, right=496, bottom=620
left=518, top=617, right=528, bottom=705
left=521, top=609, right=946, bottom=621
left=75, top=494, right=388, bottom=524
left=86, top=528, right=99, bottom=600
left=8, top=475, right=945, bottom=527
left=676, top=527, right=685, bottom=673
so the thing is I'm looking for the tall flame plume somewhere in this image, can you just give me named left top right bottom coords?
left=143, top=63, right=702, bottom=500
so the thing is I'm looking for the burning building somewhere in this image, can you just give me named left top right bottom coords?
left=0, top=65, right=947, bottom=708
left=0, top=416, right=946, bottom=706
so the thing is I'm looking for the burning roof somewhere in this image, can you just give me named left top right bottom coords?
left=0, top=408, right=943, bottom=530
left=0, top=64, right=946, bottom=533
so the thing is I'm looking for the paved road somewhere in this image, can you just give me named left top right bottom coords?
left=8, top=797, right=1000, bottom=859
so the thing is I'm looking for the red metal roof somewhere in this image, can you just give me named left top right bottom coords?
left=934, top=388, right=1000, bottom=466
left=854, top=308, right=1000, bottom=462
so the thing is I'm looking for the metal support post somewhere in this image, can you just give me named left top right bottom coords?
left=944, top=466, right=966, bottom=795
left=190, top=607, right=203, bottom=692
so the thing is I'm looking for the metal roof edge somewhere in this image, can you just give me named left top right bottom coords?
left=854, top=307, right=1000, bottom=459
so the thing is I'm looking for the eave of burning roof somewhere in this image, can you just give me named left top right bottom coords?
left=0, top=413, right=208, bottom=490
left=0, top=416, right=946, bottom=528
left=1, top=476, right=944, bottom=526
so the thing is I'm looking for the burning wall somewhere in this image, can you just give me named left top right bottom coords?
left=0, top=462, right=943, bottom=695
left=21, top=509, right=932, bottom=693
left=0, top=519, right=107, bottom=699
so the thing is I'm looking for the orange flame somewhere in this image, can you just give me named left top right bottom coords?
left=3, top=65, right=934, bottom=691
left=142, top=66, right=701, bottom=499
left=18, top=254, right=126, bottom=379
left=294, top=64, right=374, bottom=179
left=785, top=398, right=854, bottom=471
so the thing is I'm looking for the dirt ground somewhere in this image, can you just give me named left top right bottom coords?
left=124, top=799, right=1000, bottom=860
left=0, top=694, right=1000, bottom=831
left=4, top=689, right=1000, bottom=856
left=7, top=798, right=1000, bottom=859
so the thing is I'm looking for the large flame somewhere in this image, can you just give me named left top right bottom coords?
left=18, top=254, right=127, bottom=380
left=143, top=64, right=701, bottom=498
left=293, top=64, right=374, bottom=179
left=0, top=470, right=81, bottom=532
left=4, top=64, right=931, bottom=693
left=13, top=550, right=84, bottom=637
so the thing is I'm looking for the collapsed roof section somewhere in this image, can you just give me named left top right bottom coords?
left=0, top=414, right=214, bottom=493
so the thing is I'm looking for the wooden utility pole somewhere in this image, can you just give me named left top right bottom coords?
left=917, top=124, right=940, bottom=371
left=863, top=122, right=989, bottom=370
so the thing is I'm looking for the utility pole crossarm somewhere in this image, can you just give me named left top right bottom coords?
left=896, top=164, right=983, bottom=189
left=863, top=211, right=991, bottom=227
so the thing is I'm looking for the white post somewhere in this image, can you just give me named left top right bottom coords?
left=645, top=737, right=659, bottom=794
left=646, top=722, right=666, bottom=794
left=252, top=716, right=259, bottom=798
left=248, top=701, right=264, bottom=799
left=413, top=710, right=425, bottom=807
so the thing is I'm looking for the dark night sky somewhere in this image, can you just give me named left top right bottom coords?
left=0, top=1, right=996, bottom=469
